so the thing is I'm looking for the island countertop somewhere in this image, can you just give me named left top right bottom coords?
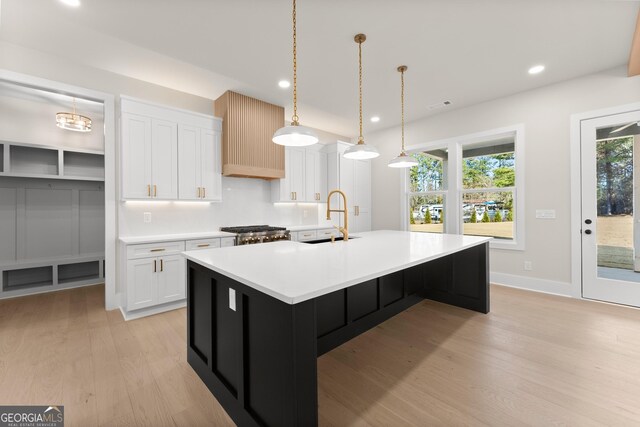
left=183, top=230, right=491, bottom=304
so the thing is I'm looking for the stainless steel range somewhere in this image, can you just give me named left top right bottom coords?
left=220, top=225, right=291, bottom=246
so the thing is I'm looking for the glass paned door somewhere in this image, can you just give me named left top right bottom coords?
left=581, top=110, right=640, bottom=306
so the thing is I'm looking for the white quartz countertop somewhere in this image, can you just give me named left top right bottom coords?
left=183, top=230, right=491, bottom=305
left=119, top=231, right=236, bottom=244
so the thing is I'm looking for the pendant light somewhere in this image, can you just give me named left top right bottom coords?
left=56, top=97, right=92, bottom=133
left=388, top=66, right=418, bottom=168
left=272, top=0, right=318, bottom=147
left=343, top=33, right=379, bottom=160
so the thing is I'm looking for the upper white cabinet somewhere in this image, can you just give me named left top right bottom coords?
left=326, top=142, right=372, bottom=233
left=272, top=146, right=327, bottom=203
left=178, top=125, right=222, bottom=201
left=120, top=97, right=221, bottom=201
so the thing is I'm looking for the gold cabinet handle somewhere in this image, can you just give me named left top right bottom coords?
left=203, top=187, right=206, bottom=199
left=295, top=192, right=297, bottom=200
left=303, top=233, right=312, bottom=237
left=150, top=248, right=165, bottom=252
left=147, top=184, right=151, bottom=197
left=154, top=185, right=157, bottom=197
left=197, top=244, right=210, bottom=248
left=154, top=260, right=157, bottom=272
left=291, top=192, right=294, bottom=200
left=197, top=187, right=201, bottom=198
left=160, top=259, right=164, bottom=272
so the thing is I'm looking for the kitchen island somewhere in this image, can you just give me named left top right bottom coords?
left=183, top=230, right=491, bottom=427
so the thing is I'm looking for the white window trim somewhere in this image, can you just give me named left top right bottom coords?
left=401, top=124, right=525, bottom=251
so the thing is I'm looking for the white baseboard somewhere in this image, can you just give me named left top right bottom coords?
left=120, top=300, right=186, bottom=321
left=490, top=272, right=573, bottom=298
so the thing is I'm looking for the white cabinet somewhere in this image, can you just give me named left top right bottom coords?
left=272, top=146, right=327, bottom=203
left=121, top=113, right=178, bottom=199
left=126, top=258, right=156, bottom=310
left=121, top=97, right=221, bottom=201
left=326, top=142, right=372, bottom=233
left=126, top=254, right=185, bottom=310
left=156, top=254, right=186, bottom=304
left=178, top=125, right=222, bottom=201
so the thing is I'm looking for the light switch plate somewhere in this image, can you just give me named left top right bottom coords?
left=143, top=212, right=152, bottom=223
left=229, top=288, right=236, bottom=311
left=535, top=209, right=556, bottom=219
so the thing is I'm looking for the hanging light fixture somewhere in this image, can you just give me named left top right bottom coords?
left=344, top=33, right=379, bottom=160
left=56, top=97, right=92, bottom=133
left=388, top=65, right=418, bottom=168
left=272, top=0, right=318, bottom=147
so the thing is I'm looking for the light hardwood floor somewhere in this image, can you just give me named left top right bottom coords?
left=1, top=284, right=640, bottom=426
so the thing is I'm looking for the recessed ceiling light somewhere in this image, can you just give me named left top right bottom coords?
left=370, top=116, right=380, bottom=123
left=59, top=0, right=81, bottom=6
left=278, top=80, right=291, bottom=89
left=528, top=65, right=545, bottom=75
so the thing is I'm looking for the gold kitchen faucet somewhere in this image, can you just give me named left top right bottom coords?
left=326, top=190, right=349, bottom=241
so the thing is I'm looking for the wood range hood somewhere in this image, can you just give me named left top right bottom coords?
left=214, top=91, right=285, bottom=180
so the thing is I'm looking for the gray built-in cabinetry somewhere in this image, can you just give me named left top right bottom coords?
left=0, top=140, right=105, bottom=298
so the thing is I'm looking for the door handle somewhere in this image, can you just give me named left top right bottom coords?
left=584, top=229, right=592, bottom=235
left=197, top=187, right=201, bottom=198
left=154, top=185, right=157, bottom=197
left=147, top=184, right=151, bottom=197
left=585, top=219, right=592, bottom=225
left=160, top=259, right=164, bottom=272
left=154, top=260, right=157, bottom=272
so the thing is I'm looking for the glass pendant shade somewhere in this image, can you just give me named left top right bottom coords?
left=343, top=141, right=380, bottom=160
left=272, top=123, right=319, bottom=146
left=388, top=151, right=418, bottom=168
left=55, top=112, right=92, bottom=132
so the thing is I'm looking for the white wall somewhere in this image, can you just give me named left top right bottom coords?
left=368, top=66, right=640, bottom=292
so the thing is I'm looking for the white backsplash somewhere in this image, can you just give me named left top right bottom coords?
left=119, top=176, right=331, bottom=236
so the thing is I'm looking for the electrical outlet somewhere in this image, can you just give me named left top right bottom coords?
left=524, top=261, right=533, bottom=271
left=229, top=288, right=236, bottom=311
left=143, top=212, right=152, bottom=223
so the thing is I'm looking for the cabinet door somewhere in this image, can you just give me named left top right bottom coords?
left=318, top=152, right=328, bottom=202
left=289, top=147, right=306, bottom=201
left=151, top=119, right=178, bottom=199
left=304, top=149, right=318, bottom=202
left=122, top=113, right=152, bottom=199
left=126, top=258, right=157, bottom=310
left=157, top=254, right=186, bottom=304
left=338, top=156, right=356, bottom=229
left=178, top=124, right=201, bottom=200
left=200, top=128, right=222, bottom=201
left=354, top=160, right=372, bottom=232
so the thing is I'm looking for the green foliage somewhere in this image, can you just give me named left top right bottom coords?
left=597, top=137, right=633, bottom=215
left=493, top=210, right=502, bottom=222
left=481, top=210, right=490, bottom=223
left=506, top=208, right=513, bottom=221
left=409, top=153, right=444, bottom=193
left=410, top=210, right=415, bottom=225
left=470, top=209, right=477, bottom=223
left=424, top=208, right=432, bottom=224
left=462, top=153, right=515, bottom=190
left=493, top=167, right=515, bottom=188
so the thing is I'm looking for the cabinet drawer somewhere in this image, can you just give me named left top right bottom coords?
left=186, top=238, right=221, bottom=251
left=316, top=228, right=339, bottom=238
left=220, top=237, right=235, bottom=247
left=298, top=230, right=318, bottom=241
left=127, top=241, right=186, bottom=259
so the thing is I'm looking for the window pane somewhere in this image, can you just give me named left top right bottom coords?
left=409, top=151, right=448, bottom=192
left=409, top=194, right=445, bottom=234
left=462, top=151, right=515, bottom=190
left=462, top=191, right=514, bottom=239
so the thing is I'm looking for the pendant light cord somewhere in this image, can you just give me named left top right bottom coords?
left=291, top=0, right=299, bottom=125
left=400, top=69, right=405, bottom=153
left=358, top=37, right=364, bottom=143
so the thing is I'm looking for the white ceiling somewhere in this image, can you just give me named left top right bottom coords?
left=1, top=0, right=638, bottom=139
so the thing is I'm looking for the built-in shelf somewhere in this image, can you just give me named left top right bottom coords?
left=3, top=266, right=54, bottom=291
left=0, top=140, right=104, bottom=182
left=58, top=260, right=100, bottom=284
left=10, top=145, right=58, bottom=176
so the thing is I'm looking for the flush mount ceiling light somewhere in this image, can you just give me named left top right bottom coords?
left=389, top=66, right=418, bottom=169
left=528, top=64, right=545, bottom=75
left=344, top=34, right=379, bottom=160
left=370, top=116, right=380, bottom=123
left=56, top=98, right=92, bottom=132
left=59, top=0, right=81, bottom=7
left=278, top=80, right=291, bottom=88
left=272, top=0, right=318, bottom=147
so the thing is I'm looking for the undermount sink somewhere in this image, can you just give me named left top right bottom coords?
left=302, top=236, right=359, bottom=244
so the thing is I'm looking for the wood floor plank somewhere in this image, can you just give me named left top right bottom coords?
left=2, top=283, right=640, bottom=426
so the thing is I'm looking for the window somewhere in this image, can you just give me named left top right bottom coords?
left=404, top=125, right=524, bottom=250
left=408, top=150, right=447, bottom=233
